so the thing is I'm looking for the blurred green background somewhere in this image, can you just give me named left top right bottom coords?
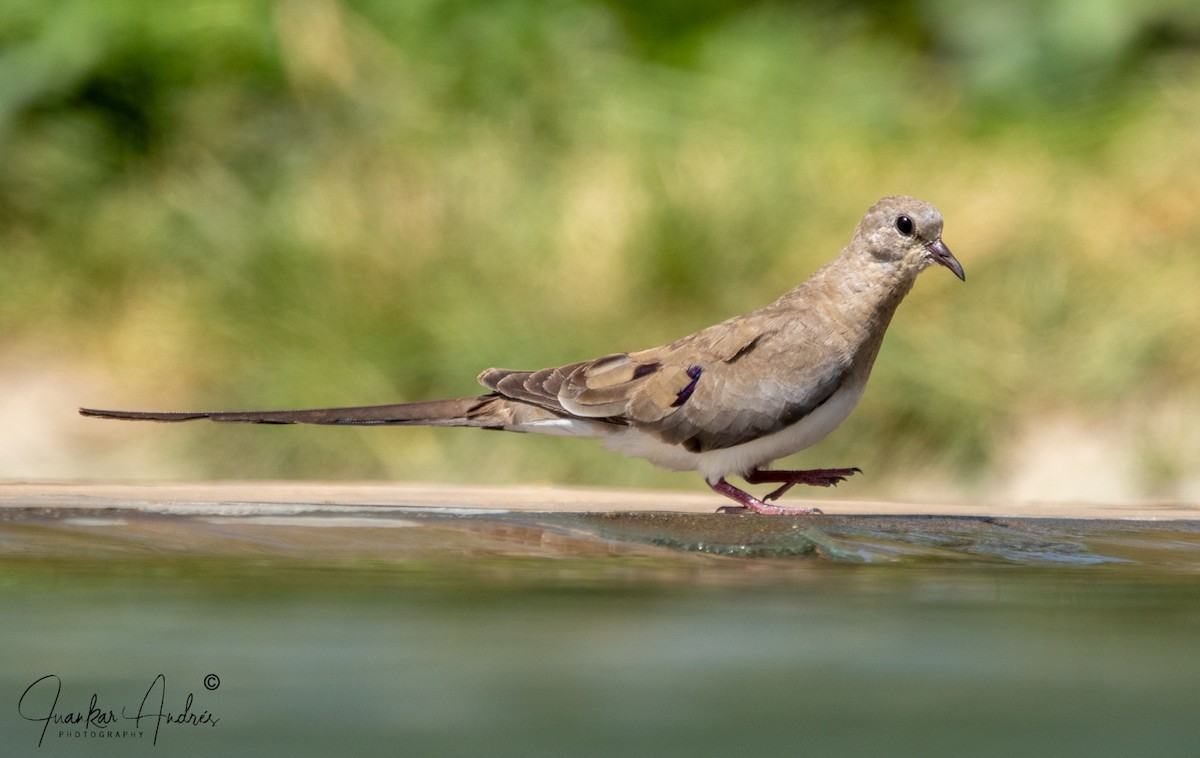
left=2, top=0, right=1198, bottom=503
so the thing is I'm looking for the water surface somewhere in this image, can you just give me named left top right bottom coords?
left=2, top=506, right=1198, bottom=757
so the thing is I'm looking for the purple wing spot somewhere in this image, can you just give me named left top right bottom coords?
left=672, top=365, right=703, bottom=407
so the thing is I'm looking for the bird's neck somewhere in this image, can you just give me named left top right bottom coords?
left=787, top=252, right=917, bottom=326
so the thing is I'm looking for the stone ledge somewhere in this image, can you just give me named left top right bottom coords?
left=2, top=480, right=1196, bottom=520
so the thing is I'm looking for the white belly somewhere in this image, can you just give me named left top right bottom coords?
left=603, top=377, right=867, bottom=482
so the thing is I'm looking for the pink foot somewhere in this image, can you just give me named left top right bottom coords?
left=708, top=478, right=824, bottom=515
left=744, top=467, right=861, bottom=501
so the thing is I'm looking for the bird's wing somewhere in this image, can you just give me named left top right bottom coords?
left=626, top=314, right=852, bottom=453
left=479, top=308, right=852, bottom=452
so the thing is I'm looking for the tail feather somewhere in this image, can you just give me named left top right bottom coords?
left=79, top=397, right=493, bottom=427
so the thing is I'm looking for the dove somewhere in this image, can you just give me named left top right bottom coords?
left=81, top=195, right=964, bottom=515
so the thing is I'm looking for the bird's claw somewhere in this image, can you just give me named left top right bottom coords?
left=749, top=467, right=862, bottom=501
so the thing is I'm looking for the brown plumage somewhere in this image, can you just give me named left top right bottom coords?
left=81, top=195, right=964, bottom=514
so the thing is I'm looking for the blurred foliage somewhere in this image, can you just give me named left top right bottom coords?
left=2, top=0, right=1199, bottom=497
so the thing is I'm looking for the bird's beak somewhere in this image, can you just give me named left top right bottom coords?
left=926, top=239, right=965, bottom=281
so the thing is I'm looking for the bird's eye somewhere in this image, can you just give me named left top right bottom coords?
left=896, top=215, right=914, bottom=236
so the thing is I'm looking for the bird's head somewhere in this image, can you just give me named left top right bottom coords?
left=854, top=196, right=965, bottom=282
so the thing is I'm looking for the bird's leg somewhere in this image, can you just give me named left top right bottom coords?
left=743, top=467, right=862, bottom=501
left=708, top=478, right=823, bottom=516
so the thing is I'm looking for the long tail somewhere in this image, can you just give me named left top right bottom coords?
left=79, top=397, right=495, bottom=427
